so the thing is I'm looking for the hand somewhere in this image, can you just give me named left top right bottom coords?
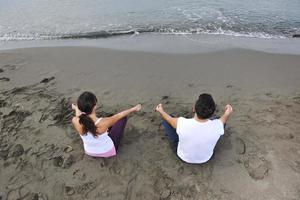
left=155, top=103, right=164, bottom=113
left=224, top=104, right=233, bottom=116
left=132, top=104, right=142, bottom=112
left=71, top=103, right=77, bottom=110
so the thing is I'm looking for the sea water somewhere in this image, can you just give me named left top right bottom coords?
left=0, top=0, right=299, bottom=41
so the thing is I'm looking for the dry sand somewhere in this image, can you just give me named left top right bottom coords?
left=0, top=46, right=300, bottom=200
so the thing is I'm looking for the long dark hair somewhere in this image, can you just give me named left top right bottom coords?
left=77, top=91, right=98, bottom=137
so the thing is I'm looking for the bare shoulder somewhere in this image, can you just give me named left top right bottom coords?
left=97, top=116, right=111, bottom=128
left=95, top=118, right=110, bottom=134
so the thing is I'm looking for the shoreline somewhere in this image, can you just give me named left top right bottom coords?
left=1, top=33, right=300, bottom=55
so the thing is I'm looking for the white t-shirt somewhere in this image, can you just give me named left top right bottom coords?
left=176, top=117, right=224, bottom=164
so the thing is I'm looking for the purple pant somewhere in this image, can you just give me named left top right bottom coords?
left=108, top=117, right=127, bottom=151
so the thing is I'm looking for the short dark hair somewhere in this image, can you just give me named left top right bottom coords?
left=195, top=93, right=215, bottom=119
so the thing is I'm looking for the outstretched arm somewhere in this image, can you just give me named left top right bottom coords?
left=155, top=104, right=178, bottom=129
left=220, top=104, right=233, bottom=124
left=101, top=104, right=142, bottom=128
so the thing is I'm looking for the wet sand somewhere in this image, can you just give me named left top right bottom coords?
left=0, top=46, right=300, bottom=200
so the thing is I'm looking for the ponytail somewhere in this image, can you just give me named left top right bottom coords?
left=79, top=113, right=97, bottom=137
left=77, top=91, right=98, bottom=137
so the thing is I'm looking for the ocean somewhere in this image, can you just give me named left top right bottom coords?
left=0, top=0, right=300, bottom=41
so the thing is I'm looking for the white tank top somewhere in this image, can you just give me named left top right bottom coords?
left=80, top=118, right=115, bottom=154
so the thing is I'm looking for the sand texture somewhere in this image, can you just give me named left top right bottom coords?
left=0, top=47, right=300, bottom=200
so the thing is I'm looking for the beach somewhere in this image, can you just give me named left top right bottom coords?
left=0, top=43, right=300, bottom=200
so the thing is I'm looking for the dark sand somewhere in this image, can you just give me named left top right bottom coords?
left=0, top=46, right=300, bottom=200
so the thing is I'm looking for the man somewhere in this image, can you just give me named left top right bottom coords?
left=155, top=93, right=233, bottom=164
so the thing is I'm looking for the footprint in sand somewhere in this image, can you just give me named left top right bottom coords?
left=22, top=192, right=48, bottom=200
left=65, top=186, right=75, bottom=196
left=9, top=144, right=24, bottom=158
left=0, top=99, right=7, bottom=108
left=0, top=148, right=9, bottom=160
left=40, top=76, right=55, bottom=84
left=53, top=154, right=74, bottom=169
left=234, top=137, right=246, bottom=155
left=244, top=156, right=269, bottom=180
left=53, top=156, right=64, bottom=167
left=2, top=64, right=17, bottom=71
left=6, top=184, right=48, bottom=200
left=63, top=145, right=73, bottom=153
left=75, top=181, right=97, bottom=196
left=0, top=77, right=10, bottom=82
left=160, top=189, right=172, bottom=199
left=61, top=154, right=75, bottom=168
left=2, top=110, right=31, bottom=133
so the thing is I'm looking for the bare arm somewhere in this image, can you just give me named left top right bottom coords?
left=71, top=104, right=86, bottom=134
left=155, top=104, right=178, bottom=129
left=72, top=117, right=83, bottom=133
left=220, top=104, right=233, bottom=124
left=101, top=104, right=142, bottom=129
left=72, top=103, right=83, bottom=117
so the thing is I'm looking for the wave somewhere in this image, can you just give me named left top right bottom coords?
left=0, top=27, right=294, bottom=41
left=60, top=30, right=140, bottom=39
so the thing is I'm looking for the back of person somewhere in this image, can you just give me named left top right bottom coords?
left=71, top=91, right=142, bottom=158
left=80, top=119, right=116, bottom=157
left=176, top=117, right=224, bottom=164
left=156, top=93, right=233, bottom=164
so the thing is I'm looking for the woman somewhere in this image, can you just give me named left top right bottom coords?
left=71, top=91, right=141, bottom=157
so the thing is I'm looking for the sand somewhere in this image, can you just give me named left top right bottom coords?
left=0, top=46, right=300, bottom=200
